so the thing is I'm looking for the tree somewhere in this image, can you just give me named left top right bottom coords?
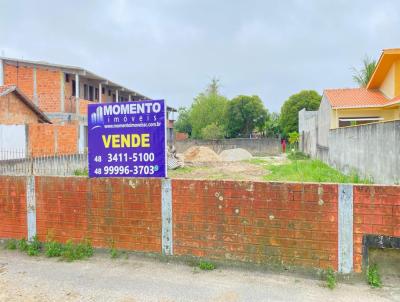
left=279, top=90, right=321, bottom=137
left=190, top=79, right=228, bottom=138
left=174, top=107, right=192, bottom=135
left=264, top=112, right=281, bottom=137
left=352, top=56, right=377, bottom=87
left=201, top=123, right=225, bottom=139
left=224, top=95, right=268, bottom=138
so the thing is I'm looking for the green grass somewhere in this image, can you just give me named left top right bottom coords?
left=325, top=267, right=337, bottom=289
left=367, top=264, right=382, bottom=288
left=263, top=159, right=372, bottom=184
left=198, top=260, right=216, bottom=271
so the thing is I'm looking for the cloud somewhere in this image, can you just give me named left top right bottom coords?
left=0, top=0, right=399, bottom=112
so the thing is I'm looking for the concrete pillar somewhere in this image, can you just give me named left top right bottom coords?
left=338, top=184, right=354, bottom=274
left=162, top=178, right=173, bottom=255
left=0, top=59, right=3, bottom=86
left=33, top=67, right=38, bottom=106
left=116, top=89, right=119, bottom=103
left=60, top=72, right=65, bottom=112
left=75, top=74, right=80, bottom=115
left=26, top=176, right=36, bottom=241
left=99, top=83, right=102, bottom=103
left=128, top=94, right=131, bottom=101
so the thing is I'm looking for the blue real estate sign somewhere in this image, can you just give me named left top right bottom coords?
left=87, top=100, right=167, bottom=178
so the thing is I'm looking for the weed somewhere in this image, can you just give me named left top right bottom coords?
left=74, top=168, right=88, bottom=176
left=45, top=240, right=64, bottom=257
left=325, top=267, right=336, bottom=289
left=198, top=260, right=216, bottom=271
left=27, top=235, right=41, bottom=256
left=5, top=239, right=17, bottom=250
left=367, top=264, right=382, bottom=288
left=110, top=247, right=119, bottom=259
left=61, top=239, right=94, bottom=262
left=17, top=238, right=29, bottom=252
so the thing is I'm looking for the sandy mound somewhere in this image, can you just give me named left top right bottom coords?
left=219, top=148, right=252, bottom=161
left=184, top=146, right=221, bottom=162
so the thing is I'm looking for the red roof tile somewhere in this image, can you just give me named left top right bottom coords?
left=324, top=88, right=392, bottom=108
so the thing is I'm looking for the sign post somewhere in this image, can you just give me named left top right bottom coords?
left=87, top=100, right=167, bottom=178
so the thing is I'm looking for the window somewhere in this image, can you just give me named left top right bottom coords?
left=65, top=74, right=70, bottom=83
left=72, top=80, right=76, bottom=96
left=338, top=117, right=383, bottom=127
left=112, top=94, right=116, bottom=102
left=102, top=87, right=105, bottom=94
left=108, top=89, right=111, bottom=96
left=83, top=84, right=88, bottom=99
left=95, top=88, right=99, bottom=100
left=89, top=86, right=94, bottom=101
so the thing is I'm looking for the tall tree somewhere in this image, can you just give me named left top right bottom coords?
left=190, top=79, right=228, bottom=138
left=224, top=95, right=268, bottom=138
left=174, top=107, right=192, bottom=135
left=352, top=56, right=377, bottom=87
left=264, top=112, right=281, bottom=137
left=279, top=90, right=321, bottom=137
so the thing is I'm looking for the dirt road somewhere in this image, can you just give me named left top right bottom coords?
left=0, top=250, right=398, bottom=302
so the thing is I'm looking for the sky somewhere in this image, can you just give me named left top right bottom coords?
left=1, top=0, right=399, bottom=112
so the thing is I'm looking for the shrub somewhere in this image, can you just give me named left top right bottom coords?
left=200, top=123, right=225, bottom=140
left=287, top=151, right=309, bottom=161
left=61, top=239, right=94, bottom=262
left=45, top=240, right=64, bottom=257
left=74, top=168, right=88, bottom=176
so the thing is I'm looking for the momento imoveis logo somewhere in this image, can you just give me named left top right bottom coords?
left=90, top=106, right=104, bottom=129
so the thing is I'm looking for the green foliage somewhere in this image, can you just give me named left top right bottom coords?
left=174, top=107, right=192, bottom=135
left=279, top=90, right=321, bottom=137
left=27, top=235, right=41, bottom=256
left=45, top=240, right=64, bottom=258
left=367, top=264, right=382, bottom=288
left=224, top=95, right=268, bottom=138
left=288, top=132, right=300, bottom=146
left=110, top=247, right=119, bottom=259
left=264, top=159, right=372, bottom=184
left=325, top=267, right=337, bottom=289
left=5, top=239, right=17, bottom=250
left=17, top=238, right=29, bottom=252
left=74, top=168, right=88, bottom=176
left=352, top=56, right=377, bottom=87
left=264, top=112, right=281, bottom=137
left=201, top=123, right=225, bottom=139
left=61, top=239, right=93, bottom=262
left=190, top=79, right=228, bottom=138
left=198, top=260, right=216, bottom=271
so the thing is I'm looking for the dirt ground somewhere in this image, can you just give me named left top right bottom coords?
left=0, top=250, right=398, bottom=302
left=168, top=155, right=288, bottom=181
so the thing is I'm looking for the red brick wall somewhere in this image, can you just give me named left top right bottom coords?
left=172, top=180, right=338, bottom=270
left=0, top=92, right=43, bottom=124
left=28, top=124, right=78, bottom=156
left=175, top=132, right=189, bottom=141
left=4, top=63, right=62, bottom=113
left=4, top=63, right=34, bottom=100
left=0, top=176, right=27, bottom=239
left=35, top=177, right=162, bottom=252
left=353, top=185, right=400, bottom=272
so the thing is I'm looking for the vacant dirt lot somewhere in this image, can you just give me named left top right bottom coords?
left=168, top=155, right=288, bottom=181
left=0, top=250, right=398, bottom=302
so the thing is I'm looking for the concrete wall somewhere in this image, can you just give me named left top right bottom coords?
left=299, top=109, right=318, bottom=157
left=175, top=137, right=281, bottom=156
left=317, top=95, right=332, bottom=147
left=326, top=120, right=400, bottom=184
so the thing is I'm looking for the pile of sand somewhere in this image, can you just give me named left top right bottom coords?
left=184, top=146, right=221, bottom=162
left=219, top=148, right=253, bottom=161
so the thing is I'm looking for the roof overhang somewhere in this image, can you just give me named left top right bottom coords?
left=366, top=49, right=400, bottom=89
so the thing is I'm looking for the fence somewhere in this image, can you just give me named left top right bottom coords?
left=0, top=149, right=87, bottom=176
